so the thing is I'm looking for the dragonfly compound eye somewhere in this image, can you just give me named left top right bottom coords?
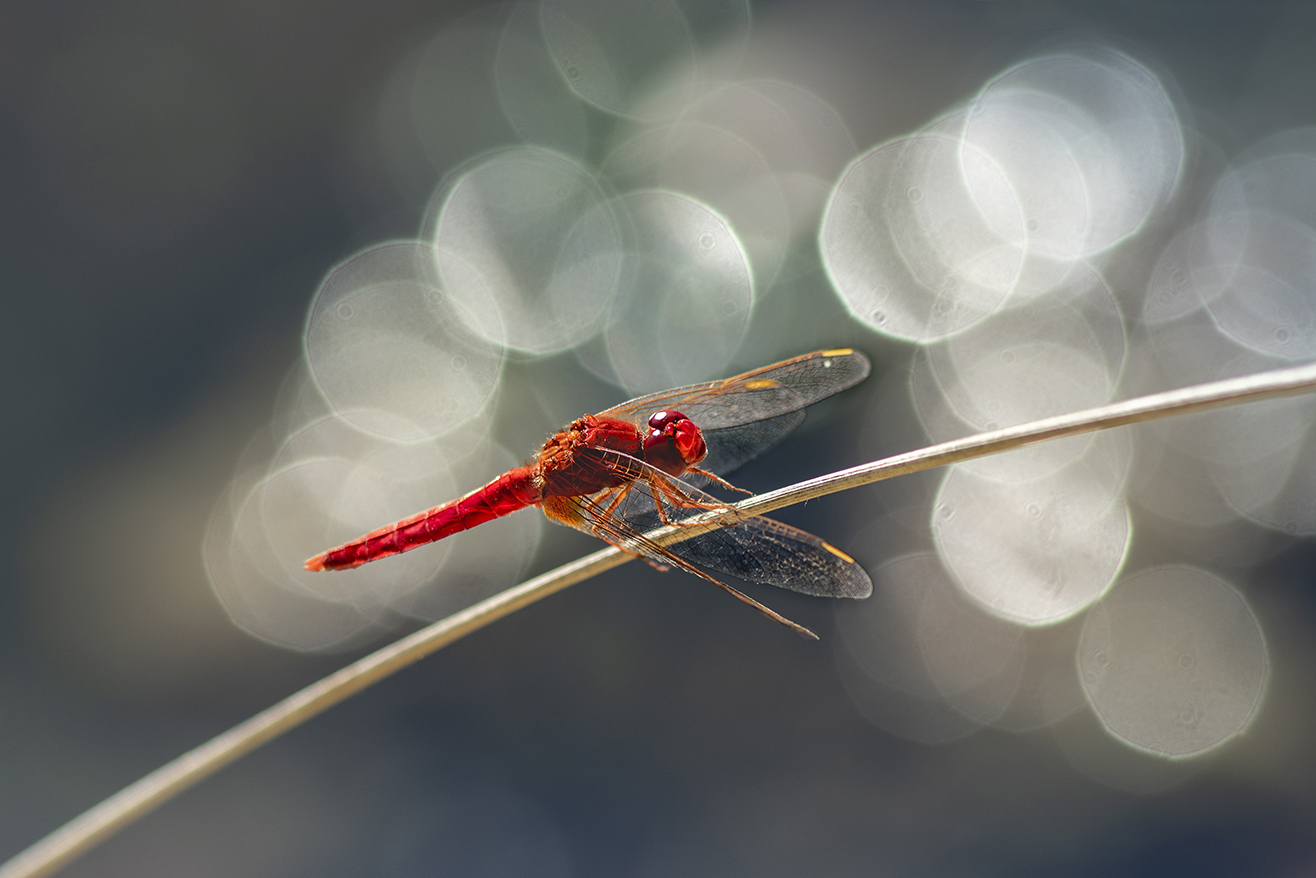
left=646, top=410, right=685, bottom=431
left=644, top=410, right=707, bottom=475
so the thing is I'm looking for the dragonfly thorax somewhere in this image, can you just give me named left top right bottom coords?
left=535, top=415, right=645, bottom=497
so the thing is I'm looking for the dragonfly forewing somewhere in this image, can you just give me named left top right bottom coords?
left=599, top=349, right=870, bottom=432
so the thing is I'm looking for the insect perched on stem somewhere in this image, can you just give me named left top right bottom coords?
left=307, top=349, right=873, bottom=637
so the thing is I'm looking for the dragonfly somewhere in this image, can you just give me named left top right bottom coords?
left=306, top=349, right=873, bottom=638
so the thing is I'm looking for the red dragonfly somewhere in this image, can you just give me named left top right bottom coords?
left=306, top=349, right=872, bottom=637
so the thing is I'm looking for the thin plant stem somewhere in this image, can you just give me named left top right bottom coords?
left=5, top=360, right=1316, bottom=878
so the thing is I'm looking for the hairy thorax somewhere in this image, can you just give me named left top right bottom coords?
left=536, top=414, right=644, bottom=497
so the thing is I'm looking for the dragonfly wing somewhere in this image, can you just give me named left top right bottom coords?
left=669, top=513, right=873, bottom=599
left=570, top=447, right=872, bottom=599
left=598, top=349, right=870, bottom=431
left=696, top=410, right=805, bottom=479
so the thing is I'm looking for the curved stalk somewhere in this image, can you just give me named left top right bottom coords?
left=5, top=360, right=1316, bottom=878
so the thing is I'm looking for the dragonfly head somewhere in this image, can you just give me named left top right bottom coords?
left=643, top=410, right=707, bottom=476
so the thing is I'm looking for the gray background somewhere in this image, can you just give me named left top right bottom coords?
left=2, top=1, right=1314, bottom=876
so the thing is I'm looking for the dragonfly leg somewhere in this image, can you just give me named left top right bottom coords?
left=594, top=484, right=633, bottom=522
left=575, top=488, right=674, bottom=572
left=646, top=473, right=742, bottom=530
left=686, top=466, right=753, bottom=496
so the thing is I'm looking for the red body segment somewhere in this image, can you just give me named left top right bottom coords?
left=306, top=415, right=659, bottom=571
left=305, top=467, right=541, bottom=571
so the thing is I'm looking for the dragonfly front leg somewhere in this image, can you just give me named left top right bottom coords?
left=685, top=466, right=753, bottom=496
left=644, top=472, right=742, bottom=530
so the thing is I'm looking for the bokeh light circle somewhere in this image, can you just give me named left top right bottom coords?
left=604, top=121, right=791, bottom=289
left=305, top=242, right=505, bottom=442
left=539, top=0, right=697, bottom=118
left=821, top=132, right=1024, bottom=341
left=427, top=146, right=623, bottom=356
left=933, top=458, right=1130, bottom=625
left=599, top=190, right=753, bottom=393
left=963, top=49, right=1183, bottom=259
left=1078, top=566, right=1268, bottom=758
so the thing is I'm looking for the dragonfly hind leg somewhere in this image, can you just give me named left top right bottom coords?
left=549, top=488, right=674, bottom=572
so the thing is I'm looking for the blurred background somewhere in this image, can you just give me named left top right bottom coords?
left=4, top=0, right=1316, bottom=875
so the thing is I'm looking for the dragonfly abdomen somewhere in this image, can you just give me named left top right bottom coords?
left=305, top=467, right=540, bottom=571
